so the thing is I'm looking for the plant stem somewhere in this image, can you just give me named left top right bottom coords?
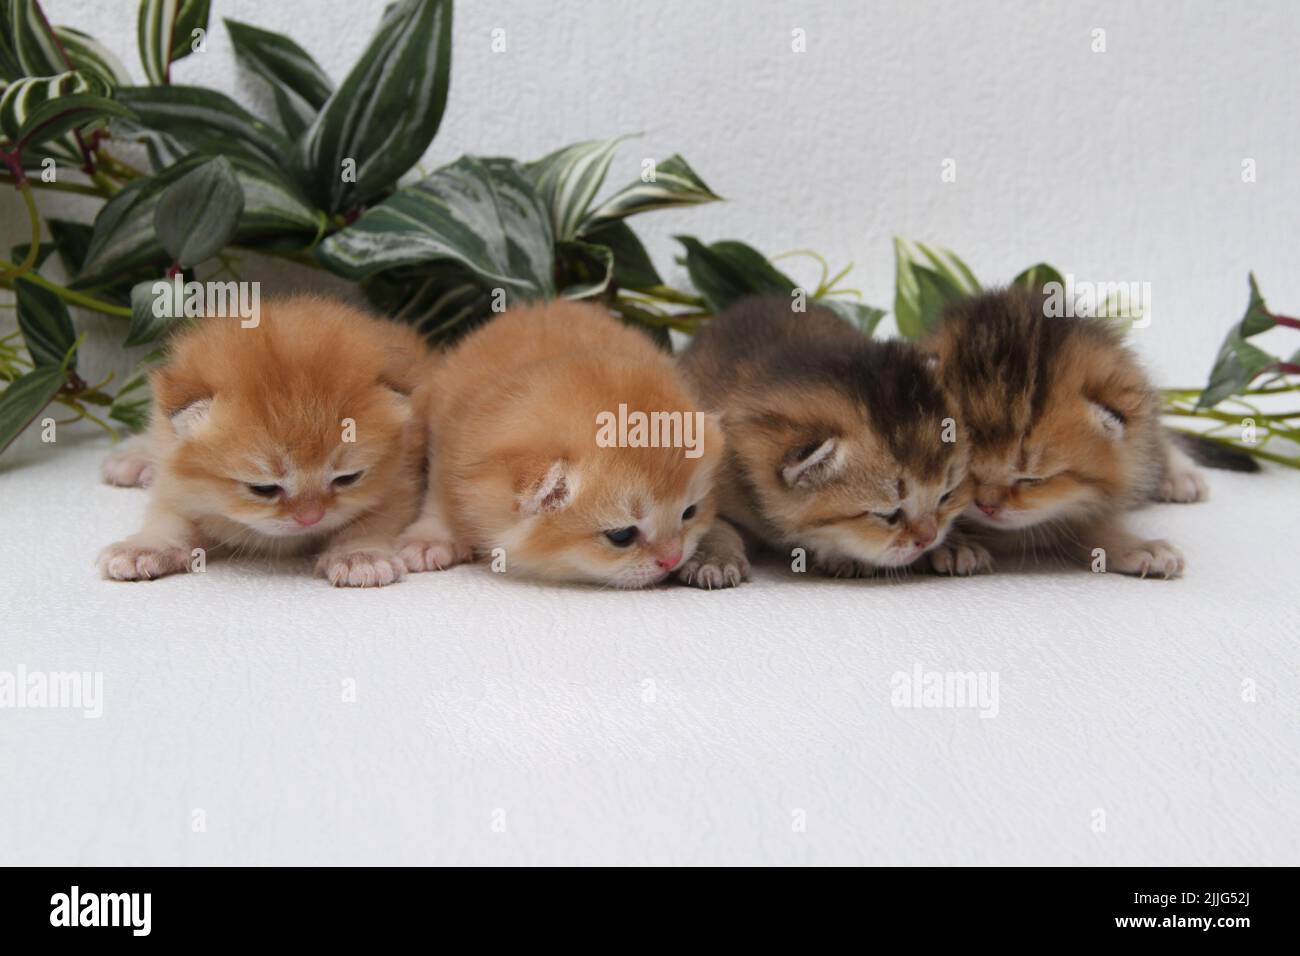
left=0, top=261, right=131, bottom=317
left=1164, top=427, right=1300, bottom=467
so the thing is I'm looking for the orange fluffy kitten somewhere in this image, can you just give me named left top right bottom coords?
left=397, top=301, right=725, bottom=588
left=98, top=295, right=428, bottom=587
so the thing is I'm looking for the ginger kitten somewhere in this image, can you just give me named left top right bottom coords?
left=396, top=301, right=725, bottom=588
left=678, top=295, right=980, bottom=584
left=98, top=295, right=428, bottom=587
left=925, top=286, right=1202, bottom=578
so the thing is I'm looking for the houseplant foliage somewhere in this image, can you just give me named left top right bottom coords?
left=0, top=0, right=1294, bottom=468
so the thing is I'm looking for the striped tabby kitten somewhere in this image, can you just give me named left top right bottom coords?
left=926, top=287, right=1209, bottom=578
left=678, top=295, right=982, bottom=585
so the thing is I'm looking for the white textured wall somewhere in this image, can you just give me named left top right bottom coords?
left=10, top=0, right=1300, bottom=386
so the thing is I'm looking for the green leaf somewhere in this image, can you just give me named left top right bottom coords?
left=13, top=91, right=135, bottom=151
left=585, top=154, right=721, bottom=226
left=526, top=136, right=628, bottom=241
left=581, top=219, right=662, bottom=292
left=225, top=18, right=333, bottom=139
left=154, top=155, right=244, bottom=267
left=893, top=238, right=981, bottom=338
left=1196, top=274, right=1282, bottom=409
left=137, top=0, right=211, bottom=85
left=363, top=263, right=494, bottom=342
left=113, top=85, right=292, bottom=169
left=295, top=0, right=453, bottom=213
left=78, top=153, right=318, bottom=286
left=14, top=276, right=76, bottom=368
left=676, top=235, right=796, bottom=313
left=126, top=279, right=185, bottom=347
left=819, top=299, right=887, bottom=336
left=56, top=26, right=132, bottom=86
left=6, top=0, right=67, bottom=76
left=557, top=240, right=613, bottom=300
left=1013, top=262, right=1065, bottom=296
left=318, top=155, right=555, bottom=301
left=108, top=360, right=154, bottom=432
left=45, top=218, right=95, bottom=276
left=0, top=70, right=124, bottom=149
left=0, top=365, right=66, bottom=458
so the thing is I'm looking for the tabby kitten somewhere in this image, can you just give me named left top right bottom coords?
left=98, top=296, right=428, bottom=587
left=925, top=286, right=1203, bottom=578
left=396, top=301, right=724, bottom=588
left=677, top=295, right=980, bottom=585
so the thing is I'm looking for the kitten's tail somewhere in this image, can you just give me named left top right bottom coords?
left=1167, top=430, right=1261, bottom=472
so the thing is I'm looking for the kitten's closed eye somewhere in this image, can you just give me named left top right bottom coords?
left=682, top=504, right=697, bottom=521
left=333, top=470, right=364, bottom=487
left=248, top=483, right=281, bottom=498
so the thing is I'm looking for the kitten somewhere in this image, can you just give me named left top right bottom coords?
left=396, top=301, right=725, bottom=588
left=98, top=295, right=428, bottom=587
left=677, top=295, right=982, bottom=584
left=925, top=286, right=1203, bottom=578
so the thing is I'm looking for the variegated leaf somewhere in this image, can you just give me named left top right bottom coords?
left=584, top=154, right=720, bottom=226
left=557, top=240, right=613, bottom=300
left=113, top=85, right=291, bottom=169
left=0, top=365, right=66, bottom=458
left=526, top=136, right=627, bottom=241
left=295, top=0, right=452, bottom=214
left=893, top=238, right=982, bottom=338
left=78, top=153, right=318, bottom=287
left=363, top=263, right=494, bottom=343
left=56, top=27, right=132, bottom=86
left=0, top=70, right=127, bottom=150
left=14, top=276, right=76, bottom=369
left=154, top=155, right=244, bottom=268
left=6, top=0, right=67, bottom=76
left=137, top=0, right=211, bottom=85
left=318, top=155, right=555, bottom=301
left=225, top=19, right=332, bottom=139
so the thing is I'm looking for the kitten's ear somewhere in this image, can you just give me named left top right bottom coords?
left=517, top=459, right=579, bottom=515
left=782, top=436, right=845, bottom=488
left=151, top=365, right=214, bottom=436
left=1087, top=400, right=1126, bottom=441
left=170, top=398, right=214, bottom=436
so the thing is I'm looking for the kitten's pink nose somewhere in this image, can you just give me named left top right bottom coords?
left=655, top=549, right=683, bottom=571
left=909, top=516, right=938, bottom=549
left=293, top=502, right=326, bottom=526
left=977, top=502, right=999, bottom=517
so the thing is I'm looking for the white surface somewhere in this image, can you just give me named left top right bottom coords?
left=1, top=438, right=1297, bottom=865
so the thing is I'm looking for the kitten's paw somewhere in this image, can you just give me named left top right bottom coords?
left=1108, top=539, right=1185, bottom=579
left=926, top=540, right=994, bottom=576
left=1154, top=467, right=1208, bottom=503
left=98, top=542, right=190, bottom=581
left=395, top=537, right=469, bottom=573
left=678, top=553, right=749, bottom=590
left=318, top=548, right=405, bottom=588
left=101, top=448, right=154, bottom=488
left=812, top=554, right=874, bottom=579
